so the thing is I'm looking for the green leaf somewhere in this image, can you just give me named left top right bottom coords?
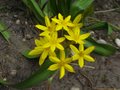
left=0, top=79, right=8, bottom=85
left=49, top=0, right=58, bottom=15
left=22, top=49, right=39, bottom=59
left=13, top=60, right=55, bottom=89
left=22, top=0, right=44, bottom=24
left=84, top=22, right=108, bottom=31
left=85, top=38, right=117, bottom=56
left=108, top=24, right=113, bottom=35
left=70, top=0, right=94, bottom=18
left=0, top=21, right=10, bottom=42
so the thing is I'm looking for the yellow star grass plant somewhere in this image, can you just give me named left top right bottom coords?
left=29, top=13, right=95, bottom=79
left=48, top=50, right=75, bottom=79
left=65, top=27, right=90, bottom=44
left=70, top=44, right=95, bottom=68
left=52, top=13, right=74, bottom=31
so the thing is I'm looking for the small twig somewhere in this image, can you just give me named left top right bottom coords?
left=79, top=70, right=93, bottom=89
left=46, top=71, right=58, bottom=90
left=94, top=8, right=120, bottom=14
left=71, top=63, right=95, bottom=69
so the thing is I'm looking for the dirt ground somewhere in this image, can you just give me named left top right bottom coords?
left=0, top=0, right=120, bottom=90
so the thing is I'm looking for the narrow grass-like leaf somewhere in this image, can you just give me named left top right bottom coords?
left=85, top=38, right=117, bottom=56
left=0, top=21, right=10, bottom=42
left=108, top=24, right=113, bottom=35
left=49, top=0, right=58, bottom=15
left=84, top=22, right=108, bottom=30
left=70, top=0, right=94, bottom=18
left=22, top=0, right=44, bottom=24
left=22, top=49, right=39, bottom=59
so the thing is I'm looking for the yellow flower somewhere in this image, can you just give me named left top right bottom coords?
left=35, top=16, right=56, bottom=36
left=72, top=14, right=83, bottom=29
left=48, top=50, right=75, bottom=79
left=43, top=32, right=65, bottom=52
left=65, top=28, right=90, bottom=44
left=29, top=37, right=56, bottom=65
left=70, top=44, right=95, bottom=68
left=52, top=13, right=74, bottom=31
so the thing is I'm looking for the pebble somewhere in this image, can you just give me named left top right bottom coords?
left=26, top=34, right=32, bottom=39
left=3, top=78, right=7, bottom=81
left=22, top=38, right=26, bottom=42
left=71, top=87, right=80, bottom=90
left=25, top=21, right=28, bottom=25
left=10, top=70, right=17, bottom=76
left=115, top=38, right=120, bottom=47
left=16, top=19, right=20, bottom=24
left=13, top=15, right=18, bottom=18
left=97, top=39, right=107, bottom=44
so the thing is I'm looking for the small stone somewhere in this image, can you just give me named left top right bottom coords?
left=10, top=70, right=17, bottom=76
left=97, top=39, right=107, bottom=44
left=90, top=31, right=95, bottom=34
left=25, top=21, right=28, bottom=25
left=3, top=78, right=7, bottom=81
left=22, top=38, right=26, bottom=42
left=71, top=87, right=80, bottom=90
left=115, top=38, right=120, bottom=47
left=16, top=19, right=20, bottom=24
left=13, top=15, right=18, bottom=18
left=26, top=34, right=32, bottom=39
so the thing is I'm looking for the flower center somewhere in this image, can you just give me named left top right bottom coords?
left=61, top=21, right=67, bottom=26
left=59, top=61, right=65, bottom=66
left=79, top=52, right=84, bottom=57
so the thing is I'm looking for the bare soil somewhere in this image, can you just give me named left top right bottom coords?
left=0, top=0, right=120, bottom=90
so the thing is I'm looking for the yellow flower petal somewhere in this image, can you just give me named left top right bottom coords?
left=78, top=23, right=83, bottom=28
left=49, top=56, right=60, bottom=63
left=58, top=37, right=65, bottom=43
left=72, top=54, right=79, bottom=60
left=50, top=45, right=56, bottom=52
left=63, top=26, right=69, bottom=31
left=84, top=55, right=95, bottom=62
left=48, top=64, right=59, bottom=71
left=74, top=27, right=80, bottom=35
left=70, top=45, right=79, bottom=54
left=45, top=16, right=50, bottom=27
left=29, top=49, right=42, bottom=55
left=35, top=39, right=42, bottom=46
left=64, top=64, right=75, bottom=72
left=58, top=13, right=63, bottom=20
left=56, top=25, right=62, bottom=31
left=43, top=43, right=50, bottom=48
left=84, top=46, right=95, bottom=54
left=65, top=35, right=73, bottom=40
left=73, top=14, right=82, bottom=24
left=39, top=50, right=49, bottom=65
left=65, top=58, right=72, bottom=63
left=79, top=44, right=84, bottom=51
left=78, top=57, right=84, bottom=68
left=67, top=22, right=75, bottom=27
left=39, top=31, right=49, bottom=36
left=35, top=25, right=47, bottom=31
left=78, top=40, right=84, bottom=44
left=60, top=50, right=65, bottom=60
left=52, top=18, right=60, bottom=24
left=65, top=15, right=71, bottom=22
left=80, top=33, right=90, bottom=40
left=60, top=66, right=65, bottom=79
left=56, top=44, right=64, bottom=50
